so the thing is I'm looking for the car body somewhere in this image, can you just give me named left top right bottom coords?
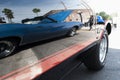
left=0, top=10, right=84, bottom=57
left=97, top=15, right=105, bottom=24
left=0, top=0, right=112, bottom=80
left=0, top=10, right=82, bottom=45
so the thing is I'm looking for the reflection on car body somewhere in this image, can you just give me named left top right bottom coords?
left=0, top=0, right=112, bottom=80
left=0, top=10, right=83, bottom=58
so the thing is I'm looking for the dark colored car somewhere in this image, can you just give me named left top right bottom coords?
left=0, top=0, right=112, bottom=80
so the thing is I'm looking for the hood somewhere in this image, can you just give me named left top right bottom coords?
left=48, top=10, right=73, bottom=22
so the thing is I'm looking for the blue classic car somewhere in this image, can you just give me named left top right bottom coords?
left=0, top=10, right=83, bottom=58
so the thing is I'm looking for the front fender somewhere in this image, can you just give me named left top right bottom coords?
left=105, top=21, right=112, bottom=35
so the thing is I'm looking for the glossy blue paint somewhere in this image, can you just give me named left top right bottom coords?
left=48, top=10, right=73, bottom=22
left=41, top=10, right=73, bottom=23
left=0, top=10, right=83, bottom=45
left=97, top=15, right=105, bottom=23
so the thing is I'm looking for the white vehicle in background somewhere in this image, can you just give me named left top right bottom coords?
left=112, top=17, right=117, bottom=28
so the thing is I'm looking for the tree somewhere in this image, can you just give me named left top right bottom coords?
left=2, top=8, right=14, bottom=23
left=32, top=8, right=40, bottom=16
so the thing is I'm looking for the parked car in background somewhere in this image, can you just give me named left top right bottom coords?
left=97, top=15, right=105, bottom=24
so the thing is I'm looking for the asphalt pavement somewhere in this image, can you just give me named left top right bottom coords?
left=62, top=26, right=120, bottom=80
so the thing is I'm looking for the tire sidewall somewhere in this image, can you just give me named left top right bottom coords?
left=93, top=33, right=109, bottom=69
left=98, top=33, right=108, bottom=66
left=83, top=32, right=109, bottom=70
left=0, top=39, right=16, bottom=58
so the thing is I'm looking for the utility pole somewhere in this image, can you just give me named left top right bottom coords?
left=60, top=0, right=67, bottom=10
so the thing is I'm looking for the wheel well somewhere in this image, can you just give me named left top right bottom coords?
left=73, top=26, right=79, bottom=30
left=106, top=23, right=111, bottom=35
left=0, top=37, right=21, bottom=45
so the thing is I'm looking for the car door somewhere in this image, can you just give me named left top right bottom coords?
left=46, top=22, right=67, bottom=37
left=23, top=21, right=67, bottom=43
left=23, top=23, right=53, bottom=44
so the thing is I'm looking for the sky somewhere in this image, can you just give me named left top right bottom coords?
left=0, top=0, right=120, bottom=22
left=0, top=0, right=119, bottom=14
left=0, top=0, right=63, bottom=22
left=86, top=0, right=120, bottom=14
left=0, top=0, right=87, bottom=22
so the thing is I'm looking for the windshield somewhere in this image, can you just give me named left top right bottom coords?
left=0, top=0, right=92, bottom=23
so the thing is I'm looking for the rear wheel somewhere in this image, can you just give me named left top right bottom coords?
left=67, top=27, right=77, bottom=37
left=0, top=39, right=17, bottom=58
left=83, top=33, right=108, bottom=70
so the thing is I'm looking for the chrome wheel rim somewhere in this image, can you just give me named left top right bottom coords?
left=70, top=28, right=76, bottom=36
left=99, top=35, right=107, bottom=63
left=0, top=41, right=15, bottom=56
